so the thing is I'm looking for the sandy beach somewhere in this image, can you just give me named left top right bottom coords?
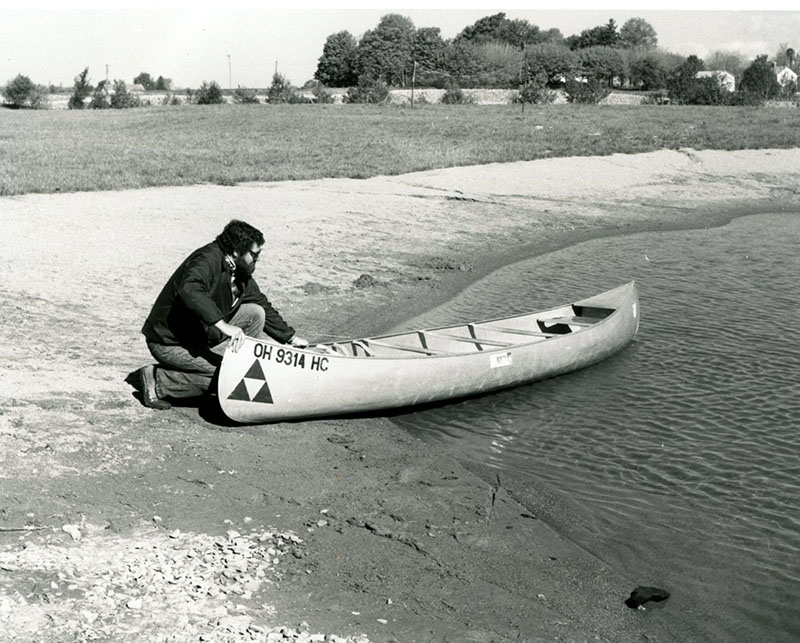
left=2, top=147, right=800, bottom=642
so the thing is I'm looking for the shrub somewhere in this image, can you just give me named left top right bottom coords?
left=2, top=74, right=48, bottom=109
left=440, top=83, right=475, bottom=104
left=110, top=80, right=141, bottom=109
left=195, top=81, right=225, bottom=105
left=312, top=83, right=334, bottom=104
left=728, top=91, right=767, bottom=107
left=161, top=93, right=181, bottom=106
left=563, top=78, right=610, bottom=104
left=680, top=76, right=730, bottom=105
left=514, top=75, right=556, bottom=105
left=641, top=89, right=671, bottom=105
left=345, top=76, right=389, bottom=104
left=68, top=68, right=92, bottom=110
left=267, top=73, right=297, bottom=104
left=779, top=79, right=797, bottom=99
left=89, top=80, right=110, bottom=109
left=233, top=86, right=260, bottom=104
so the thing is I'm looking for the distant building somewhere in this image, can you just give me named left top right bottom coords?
left=776, top=66, right=798, bottom=87
left=695, top=70, right=736, bottom=92
left=129, top=83, right=146, bottom=92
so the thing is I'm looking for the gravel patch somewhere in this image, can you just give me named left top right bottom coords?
left=0, top=525, right=368, bottom=643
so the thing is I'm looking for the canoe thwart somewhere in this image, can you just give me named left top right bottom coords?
left=363, top=338, right=454, bottom=356
left=425, top=330, right=515, bottom=348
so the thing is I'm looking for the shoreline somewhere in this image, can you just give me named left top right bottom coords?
left=2, top=149, right=800, bottom=642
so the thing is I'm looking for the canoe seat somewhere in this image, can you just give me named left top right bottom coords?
left=425, top=330, right=514, bottom=348
left=539, top=316, right=597, bottom=327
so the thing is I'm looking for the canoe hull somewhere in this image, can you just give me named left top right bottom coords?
left=218, top=282, right=639, bottom=423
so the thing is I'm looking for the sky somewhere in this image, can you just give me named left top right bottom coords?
left=3, top=3, right=800, bottom=90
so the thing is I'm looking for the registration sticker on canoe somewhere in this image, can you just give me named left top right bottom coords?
left=490, top=352, right=512, bottom=368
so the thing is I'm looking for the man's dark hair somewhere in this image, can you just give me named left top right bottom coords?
left=216, top=220, right=265, bottom=256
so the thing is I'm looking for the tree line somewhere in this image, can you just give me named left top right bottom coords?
left=2, top=12, right=798, bottom=109
left=313, top=12, right=798, bottom=105
left=315, top=13, right=659, bottom=88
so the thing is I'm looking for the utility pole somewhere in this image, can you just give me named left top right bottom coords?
left=105, top=64, right=109, bottom=83
left=227, top=54, right=231, bottom=92
left=411, top=60, right=417, bottom=109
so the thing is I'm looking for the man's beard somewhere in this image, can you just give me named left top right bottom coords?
left=235, top=258, right=256, bottom=279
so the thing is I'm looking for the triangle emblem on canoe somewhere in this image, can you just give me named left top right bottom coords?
left=244, top=359, right=266, bottom=380
left=227, top=360, right=274, bottom=404
left=251, top=381, right=274, bottom=404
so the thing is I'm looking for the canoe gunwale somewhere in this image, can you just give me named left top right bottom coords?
left=317, top=287, right=628, bottom=361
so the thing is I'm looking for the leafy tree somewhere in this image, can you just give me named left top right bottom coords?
left=739, top=54, right=780, bottom=100
left=2, top=74, right=48, bottom=109
left=133, top=72, right=155, bottom=90
left=524, top=44, right=578, bottom=86
left=110, top=80, right=140, bottom=108
left=475, top=42, right=524, bottom=86
left=155, top=76, right=173, bottom=91
left=628, top=51, right=670, bottom=90
left=705, top=50, right=748, bottom=77
left=665, top=54, right=705, bottom=102
left=355, top=14, right=416, bottom=86
left=315, top=30, right=358, bottom=86
left=413, top=27, right=447, bottom=75
left=195, top=80, right=224, bottom=104
left=439, top=42, right=482, bottom=87
left=437, top=40, right=524, bottom=88
left=773, top=43, right=792, bottom=68
left=68, top=67, right=93, bottom=109
left=454, top=12, right=558, bottom=49
left=566, top=19, right=619, bottom=50
left=454, top=13, right=508, bottom=46
left=577, top=46, right=628, bottom=86
left=618, top=18, right=658, bottom=50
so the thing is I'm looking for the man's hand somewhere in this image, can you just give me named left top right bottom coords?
left=215, top=320, right=246, bottom=352
left=289, top=335, right=309, bottom=349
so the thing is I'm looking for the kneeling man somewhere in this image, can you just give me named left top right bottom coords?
left=133, top=219, right=307, bottom=409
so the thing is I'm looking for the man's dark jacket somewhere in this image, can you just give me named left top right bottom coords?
left=142, top=241, right=295, bottom=348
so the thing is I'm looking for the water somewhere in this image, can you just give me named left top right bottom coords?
left=390, top=213, right=800, bottom=642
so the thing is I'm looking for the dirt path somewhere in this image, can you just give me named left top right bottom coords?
left=2, top=148, right=800, bottom=642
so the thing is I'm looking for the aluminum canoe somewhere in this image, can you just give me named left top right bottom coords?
left=218, top=281, right=639, bottom=424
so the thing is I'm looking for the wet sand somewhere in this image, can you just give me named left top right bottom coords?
left=2, top=148, right=800, bottom=642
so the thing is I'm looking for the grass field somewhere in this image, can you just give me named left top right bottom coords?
left=2, top=102, right=799, bottom=196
